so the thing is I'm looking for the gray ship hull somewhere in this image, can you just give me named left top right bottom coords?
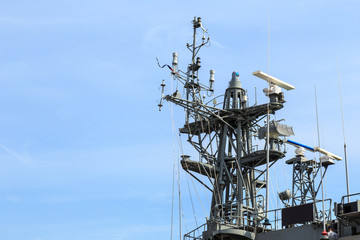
left=210, top=225, right=360, bottom=240
left=256, top=225, right=323, bottom=240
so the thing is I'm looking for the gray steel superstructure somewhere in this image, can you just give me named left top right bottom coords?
left=157, top=17, right=360, bottom=240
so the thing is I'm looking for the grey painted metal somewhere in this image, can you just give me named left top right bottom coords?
left=286, top=155, right=319, bottom=206
left=339, top=236, right=360, bottom=240
left=256, top=225, right=323, bottom=240
left=158, top=17, right=360, bottom=240
left=160, top=17, right=287, bottom=240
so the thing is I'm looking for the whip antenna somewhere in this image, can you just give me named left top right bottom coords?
left=265, top=12, right=271, bottom=219
left=337, top=61, right=350, bottom=203
left=314, top=86, right=326, bottom=232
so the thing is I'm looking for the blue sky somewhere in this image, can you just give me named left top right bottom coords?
left=0, top=0, right=360, bottom=239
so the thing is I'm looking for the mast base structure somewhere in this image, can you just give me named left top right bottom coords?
left=157, top=17, right=360, bottom=240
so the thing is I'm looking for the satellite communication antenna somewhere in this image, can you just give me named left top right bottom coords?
left=253, top=70, right=295, bottom=90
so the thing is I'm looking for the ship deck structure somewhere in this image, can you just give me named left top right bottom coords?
left=157, top=17, right=360, bottom=240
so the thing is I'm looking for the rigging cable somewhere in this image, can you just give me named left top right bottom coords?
left=167, top=99, right=182, bottom=239
left=265, top=12, right=271, bottom=218
left=187, top=166, right=209, bottom=217
left=170, top=161, right=175, bottom=240
left=168, top=101, right=209, bottom=233
left=337, top=61, right=350, bottom=203
left=185, top=173, right=199, bottom=228
left=183, top=122, right=211, bottom=216
left=321, top=124, right=328, bottom=199
left=186, top=119, right=214, bottom=208
left=199, top=118, right=212, bottom=205
left=187, top=117, right=220, bottom=207
left=156, top=57, right=174, bottom=72
left=169, top=54, right=176, bottom=240
left=314, top=85, right=326, bottom=232
left=178, top=151, right=182, bottom=240
left=168, top=67, right=200, bottom=234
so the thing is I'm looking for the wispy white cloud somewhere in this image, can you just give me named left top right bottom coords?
left=0, top=144, right=33, bottom=167
left=210, top=39, right=226, bottom=49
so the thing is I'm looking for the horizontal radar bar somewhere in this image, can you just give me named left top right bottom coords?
left=284, top=139, right=342, bottom=161
left=314, top=147, right=342, bottom=161
left=252, top=70, right=295, bottom=91
left=285, top=139, right=315, bottom=152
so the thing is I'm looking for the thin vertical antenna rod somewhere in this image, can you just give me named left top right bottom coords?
left=314, top=86, right=326, bottom=231
left=170, top=162, right=175, bottom=240
left=337, top=61, right=350, bottom=203
left=178, top=157, right=182, bottom=240
left=265, top=12, right=270, bottom=218
left=255, top=87, right=257, bottom=105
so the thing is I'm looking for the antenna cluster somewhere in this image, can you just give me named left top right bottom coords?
left=155, top=16, right=353, bottom=240
left=157, top=17, right=215, bottom=118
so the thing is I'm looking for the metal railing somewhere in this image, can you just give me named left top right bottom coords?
left=314, top=198, right=332, bottom=223
left=264, top=207, right=283, bottom=230
left=184, top=223, right=206, bottom=240
left=262, top=198, right=333, bottom=230
left=341, top=193, right=360, bottom=204
left=184, top=198, right=333, bottom=239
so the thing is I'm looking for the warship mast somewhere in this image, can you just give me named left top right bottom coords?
left=158, top=16, right=293, bottom=240
left=158, top=17, right=360, bottom=240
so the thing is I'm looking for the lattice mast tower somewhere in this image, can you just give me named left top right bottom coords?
left=158, top=17, right=294, bottom=238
